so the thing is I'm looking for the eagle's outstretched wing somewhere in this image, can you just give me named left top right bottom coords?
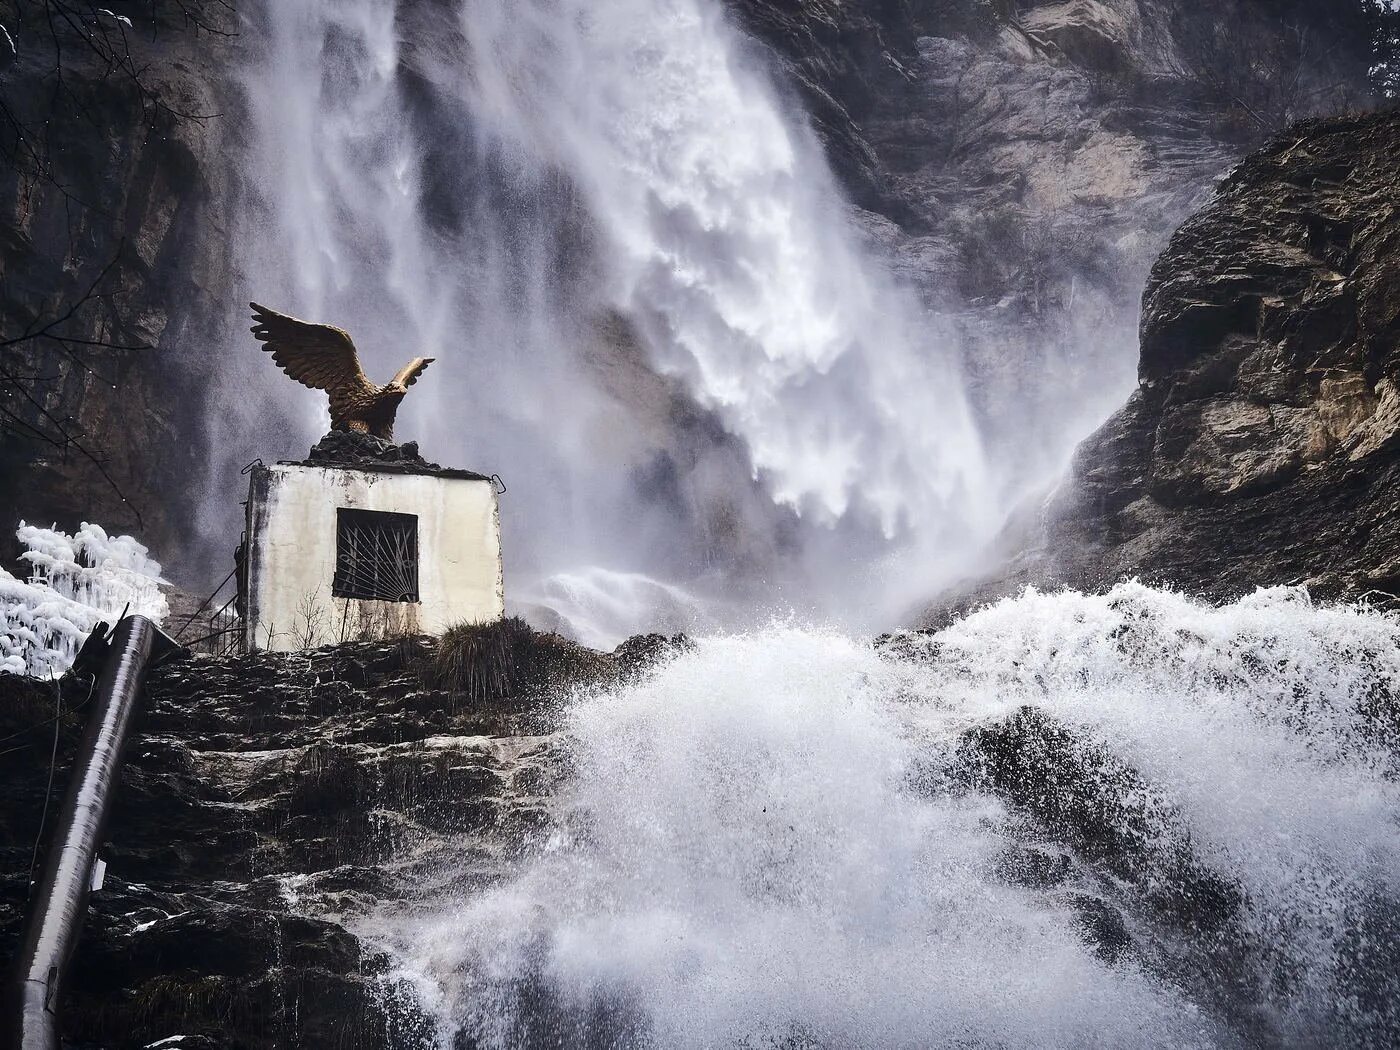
left=390, top=357, right=435, bottom=388
left=249, top=302, right=376, bottom=402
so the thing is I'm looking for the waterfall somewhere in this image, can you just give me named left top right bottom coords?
left=224, top=9, right=1400, bottom=1044
left=229, top=0, right=994, bottom=641
left=358, top=583, right=1400, bottom=1047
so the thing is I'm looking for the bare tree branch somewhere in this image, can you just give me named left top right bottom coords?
left=1, top=248, right=151, bottom=524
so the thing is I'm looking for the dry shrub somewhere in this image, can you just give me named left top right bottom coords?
left=428, top=617, right=617, bottom=704
left=431, top=617, right=535, bottom=702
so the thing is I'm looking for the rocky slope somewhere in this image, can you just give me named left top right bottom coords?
left=0, top=625, right=637, bottom=1047
left=7, top=612, right=1396, bottom=1046
left=936, top=108, right=1400, bottom=614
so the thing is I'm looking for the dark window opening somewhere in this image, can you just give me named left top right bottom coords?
left=333, top=509, right=420, bottom=603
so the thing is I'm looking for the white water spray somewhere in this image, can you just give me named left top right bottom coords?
left=358, top=584, right=1400, bottom=1047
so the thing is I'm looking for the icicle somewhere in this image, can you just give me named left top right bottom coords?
left=0, top=521, right=168, bottom=677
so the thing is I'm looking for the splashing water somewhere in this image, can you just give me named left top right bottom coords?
left=227, top=0, right=994, bottom=634
left=357, top=583, right=1400, bottom=1048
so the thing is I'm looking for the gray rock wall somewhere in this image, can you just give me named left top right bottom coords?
left=0, top=7, right=242, bottom=573
left=732, top=0, right=1377, bottom=483
left=931, top=109, right=1400, bottom=617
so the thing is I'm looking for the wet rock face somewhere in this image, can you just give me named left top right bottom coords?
left=956, top=701, right=1399, bottom=1040
left=1070, top=110, right=1400, bottom=597
left=0, top=14, right=239, bottom=572
left=730, top=0, right=1375, bottom=481
left=0, top=627, right=627, bottom=1049
left=939, top=110, right=1400, bottom=615
left=959, top=706, right=1242, bottom=933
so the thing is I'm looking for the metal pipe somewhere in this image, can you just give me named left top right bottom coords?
left=5, top=616, right=179, bottom=1050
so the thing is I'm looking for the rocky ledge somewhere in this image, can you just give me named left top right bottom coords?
left=5, top=618, right=1393, bottom=1045
left=0, top=624, right=640, bottom=1048
left=298, top=431, right=492, bottom=481
left=940, top=108, right=1400, bottom=617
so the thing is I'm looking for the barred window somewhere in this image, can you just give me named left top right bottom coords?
left=333, top=509, right=420, bottom=603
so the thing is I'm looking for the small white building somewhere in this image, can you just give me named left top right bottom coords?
left=241, top=459, right=503, bottom=652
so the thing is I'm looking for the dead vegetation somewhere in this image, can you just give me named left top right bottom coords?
left=426, top=617, right=614, bottom=705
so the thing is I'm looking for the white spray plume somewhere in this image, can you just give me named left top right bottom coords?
left=357, top=582, right=1400, bottom=1047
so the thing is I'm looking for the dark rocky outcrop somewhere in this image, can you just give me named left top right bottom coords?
left=0, top=624, right=657, bottom=1049
left=300, top=430, right=491, bottom=480
left=939, top=109, right=1400, bottom=615
left=304, top=431, right=439, bottom=470
left=611, top=631, right=696, bottom=678
left=959, top=705, right=1242, bottom=933
left=958, top=703, right=1400, bottom=1041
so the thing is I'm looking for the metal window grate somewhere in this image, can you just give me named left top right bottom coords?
left=333, top=509, right=420, bottom=603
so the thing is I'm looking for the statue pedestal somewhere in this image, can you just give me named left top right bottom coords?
left=241, top=443, right=503, bottom=651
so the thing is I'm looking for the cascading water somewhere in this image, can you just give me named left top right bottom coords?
left=221, top=4, right=1400, bottom=1045
left=359, top=583, right=1400, bottom=1048
left=226, top=0, right=995, bottom=643
left=455, top=0, right=989, bottom=534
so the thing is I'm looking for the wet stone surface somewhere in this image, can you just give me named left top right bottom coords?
left=0, top=630, right=620, bottom=1049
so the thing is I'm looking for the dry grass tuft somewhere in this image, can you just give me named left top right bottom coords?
left=431, top=617, right=536, bottom=702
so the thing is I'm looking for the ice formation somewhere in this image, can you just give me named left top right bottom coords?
left=0, top=522, right=168, bottom=677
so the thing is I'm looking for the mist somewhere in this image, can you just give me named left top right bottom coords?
left=203, top=0, right=1141, bottom=645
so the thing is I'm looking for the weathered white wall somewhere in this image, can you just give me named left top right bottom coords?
left=245, top=465, right=503, bottom=651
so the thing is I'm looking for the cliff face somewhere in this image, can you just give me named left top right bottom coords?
left=0, top=8, right=241, bottom=573
left=731, top=0, right=1377, bottom=477
left=941, top=109, right=1400, bottom=613
left=0, top=627, right=626, bottom=1047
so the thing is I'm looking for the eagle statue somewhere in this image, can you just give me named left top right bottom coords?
left=249, top=302, right=435, bottom=441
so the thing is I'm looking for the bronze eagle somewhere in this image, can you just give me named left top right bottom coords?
left=250, top=302, right=435, bottom=442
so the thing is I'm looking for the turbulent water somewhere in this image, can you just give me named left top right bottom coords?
left=226, top=7, right=1400, bottom=1044
left=359, top=583, right=1400, bottom=1048
left=227, top=0, right=995, bottom=644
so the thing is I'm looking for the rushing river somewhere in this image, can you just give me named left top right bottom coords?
left=354, top=583, right=1400, bottom=1048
